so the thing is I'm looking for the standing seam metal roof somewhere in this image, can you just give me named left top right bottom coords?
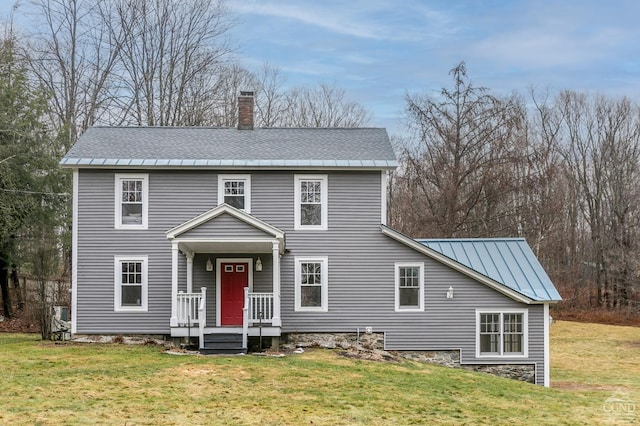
left=59, top=126, right=398, bottom=168
left=417, top=238, right=561, bottom=302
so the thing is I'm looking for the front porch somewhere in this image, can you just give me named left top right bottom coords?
left=170, top=288, right=280, bottom=350
left=164, top=204, right=285, bottom=351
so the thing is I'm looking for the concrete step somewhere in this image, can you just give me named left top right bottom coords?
left=200, top=346, right=247, bottom=355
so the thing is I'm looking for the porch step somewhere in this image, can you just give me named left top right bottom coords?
left=200, top=333, right=246, bottom=355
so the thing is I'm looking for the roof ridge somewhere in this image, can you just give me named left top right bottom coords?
left=89, top=126, right=385, bottom=130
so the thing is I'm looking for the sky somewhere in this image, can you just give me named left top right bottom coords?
left=1, top=0, right=639, bottom=136
left=225, top=0, right=640, bottom=135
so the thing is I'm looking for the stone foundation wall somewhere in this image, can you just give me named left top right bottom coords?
left=282, top=332, right=536, bottom=384
left=398, top=350, right=460, bottom=368
left=282, top=332, right=384, bottom=350
left=462, top=364, right=536, bottom=384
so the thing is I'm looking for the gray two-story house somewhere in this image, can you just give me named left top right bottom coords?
left=60, top=92, right=561, bottom=386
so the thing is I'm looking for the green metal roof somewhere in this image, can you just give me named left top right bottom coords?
left=417, top=238, right=562, bottom=302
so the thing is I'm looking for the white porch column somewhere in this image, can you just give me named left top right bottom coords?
left=170, top=241, right=179, bottom=327
left=271, top=241, right=281, bottom=327
left=186, top=252, right=194, bottom=293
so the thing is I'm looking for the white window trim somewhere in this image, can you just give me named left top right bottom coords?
left=115, top=173, right=149, bottom=230
left=294, top=174, right=328, bottom=230
left=218, top=174, right=251, bottom=213
left=475, top=309, right=529, bottom=358
left=114, top=255, right=148, bottom=312
left=394, top=262, right=424, bottom=312
left=294, top=256, right=328, bottom=312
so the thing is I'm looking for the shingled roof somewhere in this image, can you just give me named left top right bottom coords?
left=60, top=126, right=397, bottom=169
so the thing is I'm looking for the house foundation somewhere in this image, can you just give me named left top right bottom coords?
left=283, top=332, right=535, bottom=383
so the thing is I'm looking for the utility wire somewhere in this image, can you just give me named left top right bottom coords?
left=0, top=187, right=71, bottom=197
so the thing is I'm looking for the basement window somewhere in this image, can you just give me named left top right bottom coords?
left=476, top=310, right=528, bottom=357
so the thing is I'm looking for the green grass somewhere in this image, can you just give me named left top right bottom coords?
left=0, top=321, right=639, bottom=425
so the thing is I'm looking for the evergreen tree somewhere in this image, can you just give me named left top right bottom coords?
left=0, top=35, right=59, bottom=320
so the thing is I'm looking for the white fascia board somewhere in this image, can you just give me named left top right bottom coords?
left=165, top=203, right=284, bottom=240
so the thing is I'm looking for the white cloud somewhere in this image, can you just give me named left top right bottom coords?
left=471, top=26, right=628, bottom=69
left=227, top=0, right=454, bottom=42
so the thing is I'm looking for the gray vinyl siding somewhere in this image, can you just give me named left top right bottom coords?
left=274, top=170, right=546, bottom=385
left=75, top=168, right=547, bottom=384
left=178, top=213, right=273, bottom=239
left=76, top=170, right=215, bottom=334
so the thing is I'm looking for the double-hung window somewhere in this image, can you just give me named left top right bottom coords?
left=115, top=174, right=148, bottom=229
left=294, top=175, right=328, bottom=230
left=114, top=256, right=148, bottom=312
left=477, top=310, right=528, bottom=357
left=395, top=263, right=424, bottom=311
left=295, top=257, right=328, bottom=312
left=218, top=174, right=251, bottom=212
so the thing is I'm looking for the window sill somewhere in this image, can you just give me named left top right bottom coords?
left=476, top=353, right=528, bottom=359
left=114, top=307, right=148, bottom=313
left=395, top=307, right=424, bottom=312
left=295, top=307, right=328, bottom=313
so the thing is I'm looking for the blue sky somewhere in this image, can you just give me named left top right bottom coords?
left=1, top=0, right=639, bottom=135
left=227, top=0, right=640, bottom=135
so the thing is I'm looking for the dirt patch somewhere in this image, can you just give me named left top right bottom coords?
left=553, top=381, right=625, bottom=391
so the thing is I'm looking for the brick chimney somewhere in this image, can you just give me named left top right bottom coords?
left=237, top=91, right=254, bottom=130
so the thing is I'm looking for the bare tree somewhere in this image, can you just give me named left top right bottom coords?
left=254, top=63, right=291, bottom=127
left=27, top=0, right=124, bottom=147
left=557, top=91, right=640, bottom=308
left=112, top=0, right=233, bottom=126
left=394, top=62, right=524, bottom=237
left=207, top=63, right=257, bottom=126
left=281, top=83, right=371, bottom=127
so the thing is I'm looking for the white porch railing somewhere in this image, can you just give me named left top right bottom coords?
left=175, top=288, right=207, bottom=348
left=248, top=292, right=274, bottom=325
left=176, top=291, right=203, bottom=326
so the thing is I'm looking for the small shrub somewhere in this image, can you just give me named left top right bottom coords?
left=112, top=335, right=125, bottom=344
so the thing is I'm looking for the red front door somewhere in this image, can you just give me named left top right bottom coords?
left=220, top=262, right=249, bottom=326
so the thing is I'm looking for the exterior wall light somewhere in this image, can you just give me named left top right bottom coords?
left=255, top=257, right=262, bottom=272
left=206, top=258, right=213, bottom=272
left=446, top=286, right=454, bottom=299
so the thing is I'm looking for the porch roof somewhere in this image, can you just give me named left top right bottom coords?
left=166, top=204, right=285, bottom=254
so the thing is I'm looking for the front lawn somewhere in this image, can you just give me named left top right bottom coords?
left=0, top=321, right=638, bottom=425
